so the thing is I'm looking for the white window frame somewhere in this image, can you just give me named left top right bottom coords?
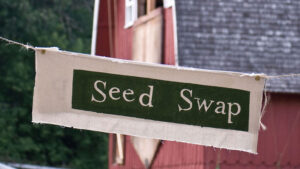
left=124, top=0, right=137, bottom=28
left=163, top=0, right=174, bottom=8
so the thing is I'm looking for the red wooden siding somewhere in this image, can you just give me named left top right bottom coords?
left=109, top=135, right=145, bottom=169
left=163, top=7, right=175, bottom=65
left=113, top=0, right=133, bottom=60
left=96, top=0, right=133, bottom=60
left=96, top=0, right=174, bottom=62
left=151, top=141, right=205, bottom=169
left=95, top=0, right=112, bottom=57
left=203, top=93, right=300, bottom=169
left=109, top=136, right=206, bottom=169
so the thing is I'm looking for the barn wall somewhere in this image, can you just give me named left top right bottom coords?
left=104, top=2, right=181, bottom=169
left=109, top=135, right=146, bottom=169
left=109, top=136, right=206, bottom=169
left=113, top=0, right=133, bottom=60
left=96, top=1, right=300, bottom=169
left=95, top=0, right=112, bottom=57
left=150, top=142, right=205, bottom=169
left=96, top=0, right=175, bottom=62
left=95, top=0, right=133, bottom=60
left=163, top=7, right=175, bottom=65
left=203, top=93, right=300, bottom=169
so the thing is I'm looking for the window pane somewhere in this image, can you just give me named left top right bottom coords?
left=125, top=0, right=137, bottom=28
left=125, top=6, right=133, bottom=24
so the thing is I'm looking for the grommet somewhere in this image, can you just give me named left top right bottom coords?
left=255, top=76, right=260, bottom=81
left=41, top=49, right=46, bottom=54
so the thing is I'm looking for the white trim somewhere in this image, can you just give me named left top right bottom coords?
left=163, top=0, right=174, bottom=8
left=124, top=0, right=137, bottom=28
left=91, top=0, right=100, bottom=55
left=172, top=1, right=179, bottom=66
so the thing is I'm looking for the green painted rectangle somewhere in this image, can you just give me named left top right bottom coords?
left=72, top=70, right=250, bottom=131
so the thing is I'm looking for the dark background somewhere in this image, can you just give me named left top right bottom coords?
left=0, top=0, right=108, bottom=168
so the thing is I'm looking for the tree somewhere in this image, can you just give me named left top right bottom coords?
left=0, top=1, right=108, bottom=168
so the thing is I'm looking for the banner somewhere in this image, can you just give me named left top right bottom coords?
left=32, top=48, right=265, bottom=153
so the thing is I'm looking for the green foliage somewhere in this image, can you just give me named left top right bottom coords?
left=0, top=1, right=108, bottom=168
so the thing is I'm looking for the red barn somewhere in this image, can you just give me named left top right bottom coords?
left=91, top=0, right=300, bottom=169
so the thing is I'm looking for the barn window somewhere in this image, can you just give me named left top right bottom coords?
left=125, top=0, right=164, bottom=29
left=125, top=0, right=137, bottom=28
left=138, top=0, right=163, bottom=17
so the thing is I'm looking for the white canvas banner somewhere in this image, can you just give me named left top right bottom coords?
left=32, top=48, right=265, bottom=153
